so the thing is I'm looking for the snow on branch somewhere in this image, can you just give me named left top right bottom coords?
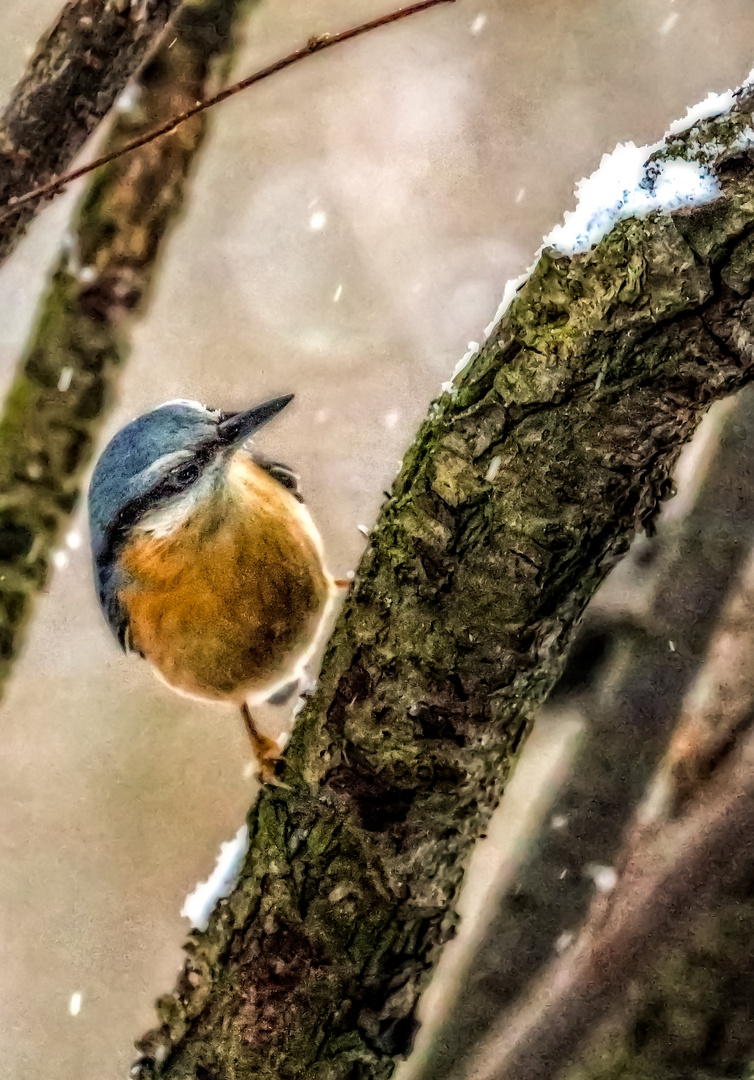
left=447, top=72, right=754, bottom=391
left=181, top=826, right=250, bottom=932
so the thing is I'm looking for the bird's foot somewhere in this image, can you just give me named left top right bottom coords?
left=256, top=751, right=288, bottom=787
left=241, top=703, right=286, bottom=786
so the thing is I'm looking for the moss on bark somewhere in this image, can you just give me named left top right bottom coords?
left=133, top=87, right=754, bottom=1080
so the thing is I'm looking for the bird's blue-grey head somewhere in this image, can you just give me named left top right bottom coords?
left=88, top=396, right=293, bottom=643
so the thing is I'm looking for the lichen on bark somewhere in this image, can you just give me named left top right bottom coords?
left=134, top=86, right=754, bottom=1080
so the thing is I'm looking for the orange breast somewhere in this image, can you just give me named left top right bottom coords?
left=118, top=455, right=331, bottom=702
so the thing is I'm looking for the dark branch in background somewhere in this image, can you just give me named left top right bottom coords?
left=0, top=0, right=183, bottom=266
left=0, top=0, right=252, bottom=692
left=1, top=0, right=454, bottom=218
left=559, top=548, right=754, bottom=1080
left=133, top=90, right=754, bottom=1079
left=419, top=389, right=754, bottom=1080
left=468, top=542, right=754, bottom=1080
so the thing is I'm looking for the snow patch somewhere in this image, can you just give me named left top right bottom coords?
left=546, top=146, right=721, bottom=255
left=585, top=863, right=618, bottom=893
left=485, top=455, right=502, bottom=482
left=115, top=83, right=142, bottom=115
left=667, top=88, right=737, bottom=134
left=181, top=825, right=249, bottom=931
left=57, top=366, right=73, bottom=393
left=445, top=79, right=753, bottom=389
left=442, top=341, right=481, bottom=391
left=482, top=264, right=536, bottom=339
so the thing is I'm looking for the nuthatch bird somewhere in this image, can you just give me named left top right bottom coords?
left=88, top=395, right=342, bottom=780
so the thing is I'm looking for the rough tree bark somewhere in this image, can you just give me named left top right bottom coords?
left=465, top=542, right=754, bottom=1080
left=0, top=0, right=184, bottom=265
left=133, top=88, right=754, bottom=1079
left=419, top=386, right=754, bottom=1080
left=0, top=0, right=249, bottom=691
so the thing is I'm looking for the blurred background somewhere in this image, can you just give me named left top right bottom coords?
left=3, top=1, right=754, bottom=1078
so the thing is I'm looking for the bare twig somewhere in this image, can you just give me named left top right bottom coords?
left=0, top=0, right=454, bottom=220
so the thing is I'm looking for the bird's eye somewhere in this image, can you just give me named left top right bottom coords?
left=171, top=462, right=200, bottom=487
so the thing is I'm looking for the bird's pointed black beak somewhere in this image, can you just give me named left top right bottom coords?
left=217, top=394, right=294, bottom=446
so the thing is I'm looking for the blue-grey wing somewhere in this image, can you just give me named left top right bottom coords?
left=92, top=553, right=134, bottom=653
left=89, top=480, right=135, bottom=654
left=253, top=455, right=304, bottom=503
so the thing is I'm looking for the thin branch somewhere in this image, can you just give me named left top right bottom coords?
left=0, top=0, right=454, bottom=220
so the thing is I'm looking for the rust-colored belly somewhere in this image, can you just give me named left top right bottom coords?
left=118, top=457, right=331, bottom=702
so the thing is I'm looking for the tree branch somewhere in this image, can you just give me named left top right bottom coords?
left=133, top=88, right=754, bottom=1079
left=467, top=540, right=754, bottom=1080
left=419, top=386, right=754, bottom=1080
left=0, top=0, right=250, bottom=691
left=2, top=0, right=455, bottom=217
left=0, top=0, right=184, bottom=266
left=471, top=718, right=754, bottom=1080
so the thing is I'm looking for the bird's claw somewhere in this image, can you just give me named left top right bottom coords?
left=241, top=703, right=288, bottom=786
left=259, top=764, right=292, bottom=790
left=251, top=733, right=287, bottom=786
left=255, top=748, right=288, bottom=787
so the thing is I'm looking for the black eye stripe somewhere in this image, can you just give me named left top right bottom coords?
left=100, top=454, right=208, bottom=569
left=172, top=461, right=201, bottom=486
